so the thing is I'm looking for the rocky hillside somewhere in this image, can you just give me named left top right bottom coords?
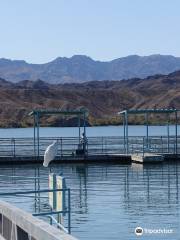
left=0, top=55, right=180, bottom=84
left=0, top=71, right=180, bottom=127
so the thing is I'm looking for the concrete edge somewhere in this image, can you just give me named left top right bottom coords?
left=0, top=200, right=78, bottom=240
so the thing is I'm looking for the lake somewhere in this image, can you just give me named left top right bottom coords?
left=0, top=126, right=179, bottom=239
left=0, top=125, right=179, bottom=138
left=0, top=162, right=179, bottom=240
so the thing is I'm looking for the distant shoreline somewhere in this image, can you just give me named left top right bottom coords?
left=0, top=121, right=178, bottom=129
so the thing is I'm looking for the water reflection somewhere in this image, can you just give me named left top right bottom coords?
left=75, top=165, right=88, bottom=214
left=0, top=162, right=179, bottom=239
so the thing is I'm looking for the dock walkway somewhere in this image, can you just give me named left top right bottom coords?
left=0, top=136, right=179, bottom=164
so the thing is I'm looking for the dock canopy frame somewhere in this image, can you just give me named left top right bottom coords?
left=29, top=108, right=88, bottom=157
left=117, top=109, right=179, bottom=154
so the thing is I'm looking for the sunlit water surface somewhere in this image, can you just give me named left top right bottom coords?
left=0, top=126, right=179, bottom=239
left=0, top=162, right=179, bottom=240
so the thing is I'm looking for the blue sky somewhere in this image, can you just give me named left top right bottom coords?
left=0, top=0, right=180, bottom=63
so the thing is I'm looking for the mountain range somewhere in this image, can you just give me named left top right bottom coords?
left=0, top=70, right=180, bottom=127
left=1, top=54, right=180, bottom=83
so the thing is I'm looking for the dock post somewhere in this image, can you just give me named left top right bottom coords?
left=68, top=188, right=71, bottom=234
left=102, top=136, right=104, bottom=153
left=167, top=113, right=170, bottom=153
left=37, top=113, right=40, bottom=158
left=145, top=113, right=149, bottom=150
left=34, top=114, right=36, bottom=157
left=125, top=111, right=129, bottom=154
left=143, top=137, right=145, bottom=157
left=175, top=111, right=178, bottom=154
left=61, top=138, right=63, bottom=158
left=83, top=112, right=86, bottom=137
left=78, top=115, right=81, bottom=144
left=83, top=112, right=87, bottom=157
left=161, top=136, right=163, bottom=154
left=123, top=114, right=126, bottom=154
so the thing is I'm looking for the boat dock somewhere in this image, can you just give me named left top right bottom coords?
left=0, top=135, right=179, bottom=164
left=0, top=108, right=179, bottom=165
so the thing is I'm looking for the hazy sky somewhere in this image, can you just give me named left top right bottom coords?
left=0, top=0, right=180, bottom=63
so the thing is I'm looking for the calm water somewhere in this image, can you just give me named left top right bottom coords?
left=0, top=162, right=180, bottom=239
left=0, top=126, right=180, bottom=239
left=0, top=125, right=179, bottom=138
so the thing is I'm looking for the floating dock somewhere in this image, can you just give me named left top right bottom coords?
left=0, top=154, right=132, bottom=165
left=131, top=153, right=164, bottom=164
left=0, top=135, right=179, bottom=164
left=0, top=153, right=179, bottom=165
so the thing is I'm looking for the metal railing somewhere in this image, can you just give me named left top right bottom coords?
left=0, top=136, right=179, bottom=158
left=129, top=136, right=179, bottom=155
left=0, top=187, right=71, bottom=234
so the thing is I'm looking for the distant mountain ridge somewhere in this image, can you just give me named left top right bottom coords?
left=1, top=54, right=180, bottom=83
left=0, top=70, right=180, bottom=127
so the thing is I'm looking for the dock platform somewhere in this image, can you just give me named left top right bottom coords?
left=0, top=153, right=179, bottom=165
left=131, top=153, right=164, bottom=164
left=0, top=154, right=132, bottom=165
left=0, top=136, right=179, bottom=165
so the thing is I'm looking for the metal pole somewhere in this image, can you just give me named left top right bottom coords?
left=68, top=189, right=71, bottom=234
left=83, top=112, right=86, bottom=137
left=34, top=168, right=37, bottom=212
left=123, top=114, right=126, bottom=154
left=83, top=112, right=87, bottom=157
left=125, top=111, right=129, bottom=154
left=78, top=115, right=81, bottom=144
left=143, top=137, right=144, bottom=157
left=146, top=113, right=149, bottom=150
left=61, top=138, right=63, bottom=158
left=147, top=167, right=150, bottom=202
left=167, top=113, right=170, bottom=153
left=161, top=136, right=163, bottom=154
left=175, top=111, right=178, bottom=154
left=38, top=167, right=41, bottom=212
left=34, top=114, right=36, bottom=157
left=37, top=113, right=40, bottom=158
